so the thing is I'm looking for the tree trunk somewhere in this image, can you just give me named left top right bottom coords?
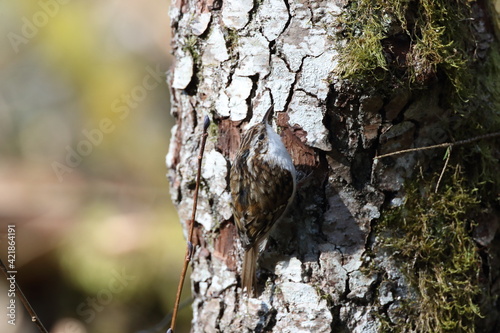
left=167, top=0, right=500, bottom=332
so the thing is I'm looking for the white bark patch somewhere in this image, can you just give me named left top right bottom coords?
left=202, top=26, right=229, bottom=65
left=208, top=260, right=237, bottom=294
left=222, top=0, right=253, bottom=30
left=340, top=307, right=380, bottom=333
left=202, top=150, right=228, bottom=196
left=191, top=254, right=213, bottom=283
left=266, top=55, right=295, bottom=112
left=191, top=12, right=211, bottom=36
left=283, top=33, right=327, bottom=72
left=227, top=75, right=253, bottom=121
left=257, top=0, right=289, bottom=41
left=275, top=282, right=333, bottom=332
left=347, top=270, right=377, bottom=299
left=165, top=124, right=178, bottom=169
left=199, top=299, right=220, bottom=333
left=288, top=91, right=332, bottom=151
left=317, top=247, right=348, bottom=302
left=218, top=289, right=238, bottom=331
left=279, top=4, right=327, bottom=72
left=275, top=257, right=302, bottom=283
left=243, top=298, right=273, bottom=329
left=215, top=91, right=231, bottom=117
left=235, top=33, right=270, bottom=77
left=378, top=281, right=394, bottom=306
left=197, top=56, right=231, bottom=110
left=297, top=51, right=338, bottom=100
left=171, top=52, right=193, bottom=89
left=322, top=186, right=367, bottom=273
left=218, top=191, right=233, bottom=220
left=175, top=143, right=214, bottom=231
left=343, top=251, right=364, bottom=273
left=169, top=0, right=181, bottom=23
left=362, top=203, right=380, bottom=220
left=179, top=196, right=212, bottom=231
left=246, top=89, right=272, bottom=128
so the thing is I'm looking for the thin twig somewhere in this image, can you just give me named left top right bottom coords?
left=435, top=146, right=451, bottom=193
left=135, top=297, right=193, bottom=333
left=169, top=115, right=210, bottom=332
left=374, top=131, right=500, bottom=160
left=0, top=259, right=48, bottom=333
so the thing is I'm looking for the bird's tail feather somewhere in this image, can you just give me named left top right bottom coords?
left=241, top=245, right=257, bottom=296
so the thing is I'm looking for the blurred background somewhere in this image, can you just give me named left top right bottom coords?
left=0, top=1, right=192, bottom=332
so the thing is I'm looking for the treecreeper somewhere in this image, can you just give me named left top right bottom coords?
left=230, top=105, right=297, bottom=296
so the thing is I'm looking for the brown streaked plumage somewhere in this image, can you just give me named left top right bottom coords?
left=230, top=105, right=296, bottom=296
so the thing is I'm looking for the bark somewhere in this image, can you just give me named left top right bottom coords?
left=167, top=0, right=499, bottom=332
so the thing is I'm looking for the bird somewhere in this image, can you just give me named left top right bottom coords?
left=230, top=104, right=296, bottom=295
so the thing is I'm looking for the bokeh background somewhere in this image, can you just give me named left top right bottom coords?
left=0, top=1, right=193, bottom=332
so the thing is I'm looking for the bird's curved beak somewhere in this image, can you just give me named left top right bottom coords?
left=262, top=105, right=274, bottom=124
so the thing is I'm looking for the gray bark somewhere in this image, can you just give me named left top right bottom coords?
left=167, top=0, right=499, bottom=332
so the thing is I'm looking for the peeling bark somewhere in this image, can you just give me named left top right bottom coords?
left=167, top=0, right=499, bottom=332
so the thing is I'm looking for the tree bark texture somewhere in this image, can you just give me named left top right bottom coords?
left=167, top=0, right=499, bottom=332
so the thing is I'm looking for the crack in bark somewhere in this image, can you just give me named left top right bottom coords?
left=281, top=55, right=303, bottom=113
left=280, top=0, right=292, bottom=38
left=255, top=304, right=277, bottom=333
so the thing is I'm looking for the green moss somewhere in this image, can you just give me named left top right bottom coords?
left=336, top=0, right=499, bottom=192
left=454, top=42, right=500, bottom=198
left=335, top=0, right=474, bottom=95
left=208, top=119, right=219, bottom=140
left=337, top=1, right=388, bottom=81
left=183, top=35, right=201, bottom=62
left=335, top=1, right=389, bottom=80
left=338, top=2, right=499, bottom=331
left=181, top=35, right=202, bottom=94
left=225, top=28, right=240, bottom=52
left=315, top=286, right=335, bottom=305
left=378, top=168, right=482, bottom=333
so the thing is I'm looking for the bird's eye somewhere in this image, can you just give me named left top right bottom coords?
left=258, top=133, right=265, bottom=140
